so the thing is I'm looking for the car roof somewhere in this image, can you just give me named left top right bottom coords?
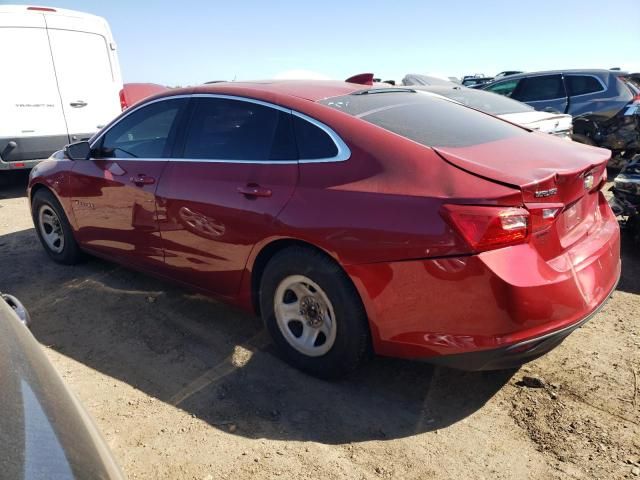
left=181, top=80, right=366, bottom=102
left=491, top=68, right=619, bottom=81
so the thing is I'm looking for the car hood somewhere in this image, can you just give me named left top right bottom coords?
left=499, top=111, right=572, bottom=133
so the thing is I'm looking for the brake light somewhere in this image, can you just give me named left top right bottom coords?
left=27, top=6, right=56, bottom=11
left=440, top=205, right=529, bottom=252
left=119, top=89, right=127, bottom=110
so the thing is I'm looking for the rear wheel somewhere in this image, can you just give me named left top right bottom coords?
left=31, top=189, right=83, bottom=264
left=260, top=247, right=371, bottom=379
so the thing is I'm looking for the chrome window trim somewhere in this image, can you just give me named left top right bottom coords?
left=563, top=74, right=607, bottom=98
left=89, top=93, right=351, bottom=164
left=291, top=111, right=351, bottom=163
left=89, top=94, right=191, bottom=151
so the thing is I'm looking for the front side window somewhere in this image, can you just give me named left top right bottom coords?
left=95, top=99, right=185, bottom=158
left=565, top=75, right=605, bottom=96
left=513, top=75, right=565, bottom=102
left=183, top=98, right=297, bottom=161
left=485, top=79, right=520, bottom=97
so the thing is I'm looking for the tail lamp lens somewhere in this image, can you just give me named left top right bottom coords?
left=440, top=205, right=529, bottom=252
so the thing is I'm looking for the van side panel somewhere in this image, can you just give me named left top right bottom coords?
left=45, top=13, right=122, bottom=139
left=0, top=23, right=69, bottom=165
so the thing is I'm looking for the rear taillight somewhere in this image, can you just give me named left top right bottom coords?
left=119, top=89, right=127, bottom=111
left=440, top=205, right=529, bottom=252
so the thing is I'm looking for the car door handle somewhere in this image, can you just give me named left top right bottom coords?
left=70, top=100, right=88, bottom=108
left=130, top=174, right=156, bottom=186
left=237, top=184, right=272, bottom=197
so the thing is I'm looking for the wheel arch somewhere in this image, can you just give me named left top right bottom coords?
left=29, top=181, right=78, bottom=231
left=250, top=238, right=335, bottom=315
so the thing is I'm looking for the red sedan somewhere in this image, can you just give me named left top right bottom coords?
left=28, top=81, right=620, bottom=378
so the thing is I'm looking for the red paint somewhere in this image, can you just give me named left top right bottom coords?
left=29, top=80, right=621, bottom=364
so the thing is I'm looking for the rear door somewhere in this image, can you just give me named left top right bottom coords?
left=46, top=27, right=121, bottom=139
left=155, top=95, right=299, bottom=297
left=0, top=16, right=68, bottom=162
left=70, top=98, right=188, bottom=270
left=511, top=74, right=569, bottom=113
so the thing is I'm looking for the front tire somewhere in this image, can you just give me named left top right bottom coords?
left=260, top=246, right=371, bottom=379
left=31, top=189, right=83, bottom=264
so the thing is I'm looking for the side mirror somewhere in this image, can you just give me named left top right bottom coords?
left=65, top=141, right=91, bottom=161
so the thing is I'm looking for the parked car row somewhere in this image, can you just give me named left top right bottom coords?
left=482, top=69, right=640, bottom=167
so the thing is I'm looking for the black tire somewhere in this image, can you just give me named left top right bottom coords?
left=260, top=246, right=371, bottom=379
left=31, top=189, right=83, bottom=264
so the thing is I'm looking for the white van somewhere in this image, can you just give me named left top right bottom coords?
left=0, top=5, right=122, bottom=172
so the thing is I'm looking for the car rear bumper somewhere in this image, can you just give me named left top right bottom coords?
left=423, top=275, right=618, bottom=370
left=345, top=192, right=621, bottom=367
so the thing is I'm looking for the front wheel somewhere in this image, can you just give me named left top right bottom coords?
left=31, top=189, right=83, bottom=264
left=260, top=247, right=371, bottom=379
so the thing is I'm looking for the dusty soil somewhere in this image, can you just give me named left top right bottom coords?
left=1, top=171, right=638, bottom=480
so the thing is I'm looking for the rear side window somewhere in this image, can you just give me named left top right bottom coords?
left=183, top=98, right=296, bottom=161
left=485, top=79, right=520, bottom=97
left=96, top=98, right=185, bottom=158
left=320, top=92, right=526, bottom=148
left=293, top=115, right=338, bottom=159
left=513, top=75, right=565, bottom=102
left=565, top=76, right=605, bottom=96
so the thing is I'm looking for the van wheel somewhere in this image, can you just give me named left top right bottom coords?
left=260, top=247, right=371, bottom=379
left=31, top=189, right=83, bottom=264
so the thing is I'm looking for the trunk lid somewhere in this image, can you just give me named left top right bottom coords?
left=434, top=133, right=610, bottom=256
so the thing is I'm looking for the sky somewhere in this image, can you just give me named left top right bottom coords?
left=5, top=0, right=640, bottom=85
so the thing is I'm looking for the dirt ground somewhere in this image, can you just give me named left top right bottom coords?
left=1, top=171, right=638, bottom=480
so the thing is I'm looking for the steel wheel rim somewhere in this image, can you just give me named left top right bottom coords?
left=274, top=275, right=337, bottom=357
left=38, top=205, right=65, bottom=254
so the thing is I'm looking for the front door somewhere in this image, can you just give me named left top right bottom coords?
left=155, top=96, right=299, bottom=297
left=70, top=98, right=188, bottom=270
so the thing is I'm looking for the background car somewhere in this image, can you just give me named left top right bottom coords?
left=29, top=81, right=619, bottom=379
left=119, top=83, right=169, bottom=111
left=412, top=84, right=573, bottom=138
left=0, top=293, right=123, bottom=479
left=461, top=74, right=495, bottom=88
left=483, top=69, right=640, bottom=166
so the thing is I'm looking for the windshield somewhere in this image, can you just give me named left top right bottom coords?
left=422, top=87, right=534, bottom=115
left=320, top=91, right=527, bottom=148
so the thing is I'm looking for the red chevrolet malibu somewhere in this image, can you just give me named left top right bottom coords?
left=28, top=81, right=620, bottom=378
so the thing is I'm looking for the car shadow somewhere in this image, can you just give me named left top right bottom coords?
left=0, top=171, right=29, bottom=200
left=1, top=225, right=637, bottom=444
left=0, top=227, right=517, bottom=443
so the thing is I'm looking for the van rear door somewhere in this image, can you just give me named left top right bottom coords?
left=45, top=17, right=121, bottom=140
left=0, top=13, right=68, bottom=163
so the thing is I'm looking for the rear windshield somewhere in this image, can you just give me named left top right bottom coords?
left=319, top=91, right=527, bottom=148
left=422, top=87, right=534, bottom=115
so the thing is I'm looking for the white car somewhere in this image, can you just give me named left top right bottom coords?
left=0, top=5, right=122, bottom=173
left=411, top=85, right=573, bottom=139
